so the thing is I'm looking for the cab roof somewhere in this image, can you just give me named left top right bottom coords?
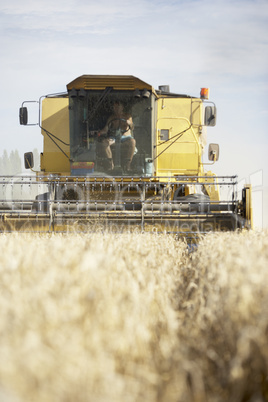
left=67, top=75, right=155, bottom=92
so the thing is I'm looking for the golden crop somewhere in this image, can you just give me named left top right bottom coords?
left=0, top=230, right=267, bottom=402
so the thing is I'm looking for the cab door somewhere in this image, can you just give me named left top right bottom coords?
left=155, top=97, right=202, bottom=176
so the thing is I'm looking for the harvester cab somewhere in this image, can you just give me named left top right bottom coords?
left=20, top=75, right=217, bottom=178
left=67, top=79, right=153, bottom=177
left=1, top=75, right=253, bottom=239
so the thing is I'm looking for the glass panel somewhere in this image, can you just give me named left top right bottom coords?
left=69, top=90, right=153, bottom=176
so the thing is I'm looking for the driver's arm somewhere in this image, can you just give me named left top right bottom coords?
left=127, top=117, right=134, bottom=131
left=98, top=116, right=113, bottom=137
left=121, top=116, right=134, bottom=136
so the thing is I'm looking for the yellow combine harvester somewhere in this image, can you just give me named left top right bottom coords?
left=0, top=75, right=252, bottom=241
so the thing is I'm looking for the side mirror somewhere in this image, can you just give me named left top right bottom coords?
left=208, top=143, right=219, bottom=161
left=204, top=106, right=217, bottom=126
left=19, top=107, right=28, bottom=125
left=24, top=152, right=34, bottom=169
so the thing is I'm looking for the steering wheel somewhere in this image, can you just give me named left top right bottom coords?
left=107, top=118, right=130, bottom=137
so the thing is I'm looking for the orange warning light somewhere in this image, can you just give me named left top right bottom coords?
left=200, top=88, right=209, bottom=100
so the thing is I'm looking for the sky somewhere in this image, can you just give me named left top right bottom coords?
left=0, top=0, right=268, bottom=227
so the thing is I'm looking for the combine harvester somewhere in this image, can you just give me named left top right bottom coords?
left=0, top=75, right=252, bottom=242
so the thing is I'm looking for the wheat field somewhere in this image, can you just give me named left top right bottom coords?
left=0, top=230, right=267, bottom=402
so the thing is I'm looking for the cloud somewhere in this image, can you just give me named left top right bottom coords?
left=1, top=0, right=267, bottom=90
left=0, top=0, right=267, bottom=171
left=204, top=2, right=268, bottom=76
left=0, top=0, right=151, bottom=35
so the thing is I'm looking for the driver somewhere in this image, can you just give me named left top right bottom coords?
left=97, top=101, right=136, bottom=171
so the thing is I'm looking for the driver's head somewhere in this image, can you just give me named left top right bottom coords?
left=113, top=100, right=124, bottom=114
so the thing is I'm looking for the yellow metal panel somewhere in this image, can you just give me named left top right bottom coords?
left=203, top=171, right=220, bottom=201
left=244, top=184, right=253, bottom=229
left=158, top=151, right=199, bottom=173
left=158, top=97, right=202, bottom=125
left=155, top=97, right=202, bottom=176
left=41, top=97, right=70, bottom=174
left=41, top=152, right=70, bottom=174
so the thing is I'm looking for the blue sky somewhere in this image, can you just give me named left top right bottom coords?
left=0, top=0, right=268, bottom=226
